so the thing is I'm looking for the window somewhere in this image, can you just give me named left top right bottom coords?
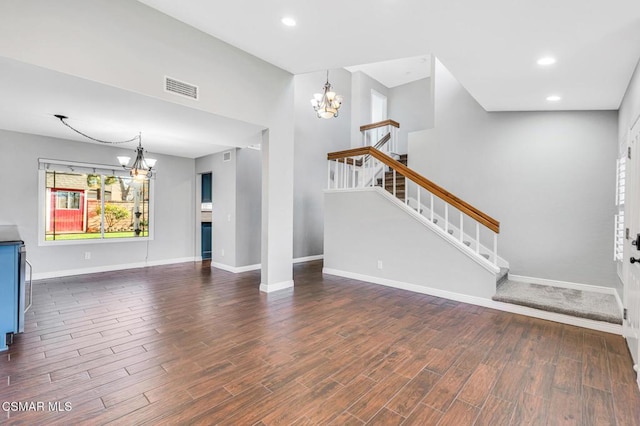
left=54, top=191, right=81, bottom=210
left=39, top=159, right=153, bottom=244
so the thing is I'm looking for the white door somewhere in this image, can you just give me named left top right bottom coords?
left=624, top=118, right=640, bottom=384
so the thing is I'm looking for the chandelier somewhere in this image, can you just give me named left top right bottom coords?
left=117, top=135, right=156, bottom=180
left=311, top=70, right=343, bottom=119
left=54, top=114, right=156, bottom=179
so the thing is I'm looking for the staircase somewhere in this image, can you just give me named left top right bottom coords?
left=325, top=119, right=622, bottom=328
left=377, top=154, right=407, bottom=200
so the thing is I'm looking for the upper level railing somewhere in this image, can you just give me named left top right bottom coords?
left=327, top=146, right=501, bottom=266
left=361, top=119, right=400, bottom=154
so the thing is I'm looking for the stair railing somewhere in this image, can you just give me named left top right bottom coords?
left=361, top=119, right=400, bottom=155
left=327, top=146, right=501, bottom=266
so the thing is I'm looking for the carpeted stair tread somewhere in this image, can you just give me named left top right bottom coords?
left=496, top=267, right=509, bottom=285
left=493, top=280, right=622, bottom=324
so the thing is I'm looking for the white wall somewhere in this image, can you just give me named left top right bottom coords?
left=236, top=147, right=262, bottom=266
left=195, top=146, right=262, bottom=269
left=293, top=69, right=352, bottom=258
left=350, top=71, right=434, bottom=155
left=196, top=150, right=237, bottom=267
left=0, top=0, right=295, bottom=289
left=0, top=129, right=195, bottom=277
left=409, top=59, right=618, bottom=288
left=388, top=78, right=434, bottom=154
left=324, top=189, right=497, bottom=298
left=350, top=71, right=389, bottom=146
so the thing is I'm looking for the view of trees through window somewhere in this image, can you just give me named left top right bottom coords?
left=45, top=170, right=150, bottom=241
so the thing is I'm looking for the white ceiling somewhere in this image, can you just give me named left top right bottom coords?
left=0, top=57, right=264, bottom=159
left=346, top=56, right=431, bottom=88
left=3, top=1, right=640, bottom=160
left=138, top=0, right=640, bottom=111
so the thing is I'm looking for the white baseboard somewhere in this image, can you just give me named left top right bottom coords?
left=260, top=280, right=294, bottom=293
left=33, top=255, right=324, bottom=280
left=293, top=255, right=324, bottom=264
left=211, top=255, right=324, bottom=274
left=211, top=262, right=261, bottom=273
left=32, top=257, right=197, bottom=281
left=323, top=267, right=622, bottom=335
left=509, top=274, right=615, bottom=294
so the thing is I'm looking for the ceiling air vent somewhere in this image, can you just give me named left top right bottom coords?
left=165, top=76, right=198, bottom=100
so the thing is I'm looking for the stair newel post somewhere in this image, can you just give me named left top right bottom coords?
left=393, top=169, right=397, bottom=197
left=493, top=234, right=498, bottom=266
left=459, top=212, right=464, bottom=243
left=382, top=160, right=385, bottom=190
left=327, top=160, right=331, bottom=189
left=475, top=223, right=480, bottom=254
left=393, top=126, right=399, bottom=154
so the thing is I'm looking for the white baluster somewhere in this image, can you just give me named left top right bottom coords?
left=459, top=212, right=464, bottom=243
left=352, top=159, right=356, bottom=189
left=493, top=233, right=498, bottom=265
left=327, top=160, right=331, bottom=189
left=405, top=176, right=408, bottom=205
left=393, top=169, right=397, bottom=197
left=430, top=194, right=434, bottom=223
left=475, top=223, right=480, bottom=254
left=416, top=184, right=421, bottom=214
left=343, top=158, right=347, bottom=188
left=444, top=204, right=449, bottom=234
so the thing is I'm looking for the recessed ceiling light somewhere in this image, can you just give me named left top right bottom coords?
left=537, top=57, right=556, bottom=66
left=546, top=95, right=561, bottom=102
left=281, top=17, right=296, bottom=27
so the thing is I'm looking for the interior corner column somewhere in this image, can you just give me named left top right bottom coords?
left=260, top=123, right=294, bottom=292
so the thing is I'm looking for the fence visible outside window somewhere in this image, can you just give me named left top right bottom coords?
left=39, top=159, right=153, bottom=243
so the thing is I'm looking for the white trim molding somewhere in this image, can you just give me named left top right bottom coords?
left=293, top=255, right=324, bottom=264
left=260, top=280, right=294, bottom=293
left=323, top=267, right=623, bottom=335
left=211, top=262, right=261, bottom=273
left=32, top=257, right=197, bottom=281
left=212, top=256, right=324, bottom=274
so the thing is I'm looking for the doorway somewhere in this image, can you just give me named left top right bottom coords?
left=201, top=172, right=212, bottom=260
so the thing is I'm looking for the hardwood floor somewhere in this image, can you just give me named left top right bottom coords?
left=1, top=260, right=638, bottom=425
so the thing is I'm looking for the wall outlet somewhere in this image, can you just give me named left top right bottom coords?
left=221, top=249, right=225, bottom=257
left=377, top=260, right=383, bottom=269
left=227, top=213, right=231, bottom=222
left=84, top=252, right=91, bottom=260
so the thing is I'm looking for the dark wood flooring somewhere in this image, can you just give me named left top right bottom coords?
left=1, top=260, right=638, bottom=425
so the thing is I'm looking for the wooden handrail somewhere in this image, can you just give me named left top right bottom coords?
left=359, top=119, right=400, bottom=132
left=327, top=147, right=500, bottom=233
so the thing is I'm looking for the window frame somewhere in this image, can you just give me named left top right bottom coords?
left=38, top=158, right=155, bottom=246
